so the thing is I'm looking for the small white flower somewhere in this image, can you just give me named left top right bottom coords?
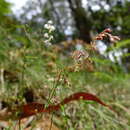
left=49, top=35, right=54, bottom=40
left=48, top=20, right=53, bottom=24
left=51, top=26, right=55, bottom=30
left=49, top=26, right=55, bottom=32
left=44, top=24, right=49, bottom=29
left=45, top=42, right=52, bottom=46
left=44, top=40, right=52, bottom=46
left=44, top=39, right=49, bottom=43
left=44, top=33, right=49, bottom=38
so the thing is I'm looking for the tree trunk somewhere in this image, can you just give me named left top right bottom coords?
left=67, top=0, right=92, bottom=43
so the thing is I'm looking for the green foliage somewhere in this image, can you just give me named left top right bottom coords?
left=0, top=0, right=11, bottom=17
left=112, top=39, right=130, bottom=49
left=0, top=0, right=12, bottom=26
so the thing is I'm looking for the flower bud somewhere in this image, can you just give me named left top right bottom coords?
left=104, top=28, right=112, bottom=33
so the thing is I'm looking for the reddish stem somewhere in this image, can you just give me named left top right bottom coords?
left=19, top=92, right=114, bottom=119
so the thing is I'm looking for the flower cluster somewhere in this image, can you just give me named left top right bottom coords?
left=44, top=20, right=55, bottom=46
left=72, top=50, right=88, bottom=62
left=44, top=20, right=55, bottom=32
left=95, top=28, right=120, bottom=43
left=71, top=50, right=94, bottom=72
